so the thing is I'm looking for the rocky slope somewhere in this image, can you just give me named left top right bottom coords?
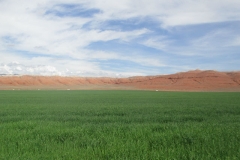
left=0, top=70, right=240, bottom=91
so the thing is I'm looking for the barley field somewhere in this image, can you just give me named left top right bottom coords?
left=0, top=91, right=239, bottom=159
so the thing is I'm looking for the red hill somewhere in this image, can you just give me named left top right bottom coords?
left=0, top=70, right=240, bottom=91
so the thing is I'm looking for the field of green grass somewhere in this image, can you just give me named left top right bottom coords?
left=0, top=90, right=240, bottom=159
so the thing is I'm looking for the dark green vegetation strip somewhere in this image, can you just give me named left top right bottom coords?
left=0, top=91, right=240, bottom=159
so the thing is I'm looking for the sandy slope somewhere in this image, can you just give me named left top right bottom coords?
left=0, top=70, right=240, bottom=91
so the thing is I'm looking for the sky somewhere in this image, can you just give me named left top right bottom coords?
left=0, top=0, right=240, bottom=77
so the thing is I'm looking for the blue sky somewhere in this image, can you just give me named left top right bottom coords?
left=0, top=0, right=240, bottom=76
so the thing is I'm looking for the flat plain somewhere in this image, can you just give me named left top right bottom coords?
left=0, top=91, right=240, bottom=159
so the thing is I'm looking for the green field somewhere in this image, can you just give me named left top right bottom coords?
left=0, top=91, right=240, bottom=159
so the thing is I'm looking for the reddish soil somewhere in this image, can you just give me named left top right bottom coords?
left=0, top=70, right=240, bottom=91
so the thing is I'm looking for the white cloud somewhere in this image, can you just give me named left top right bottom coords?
left=190, top=29, right=233, bottom=48
left=141, top=36, right=172, bottom=51
left=84, top=0, right=240, bottom=27
left=0, top=0, right=150, bottom=58
left=0, top=0, right=239, bottom=76
left=0, top=61, right=147, bottom=77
